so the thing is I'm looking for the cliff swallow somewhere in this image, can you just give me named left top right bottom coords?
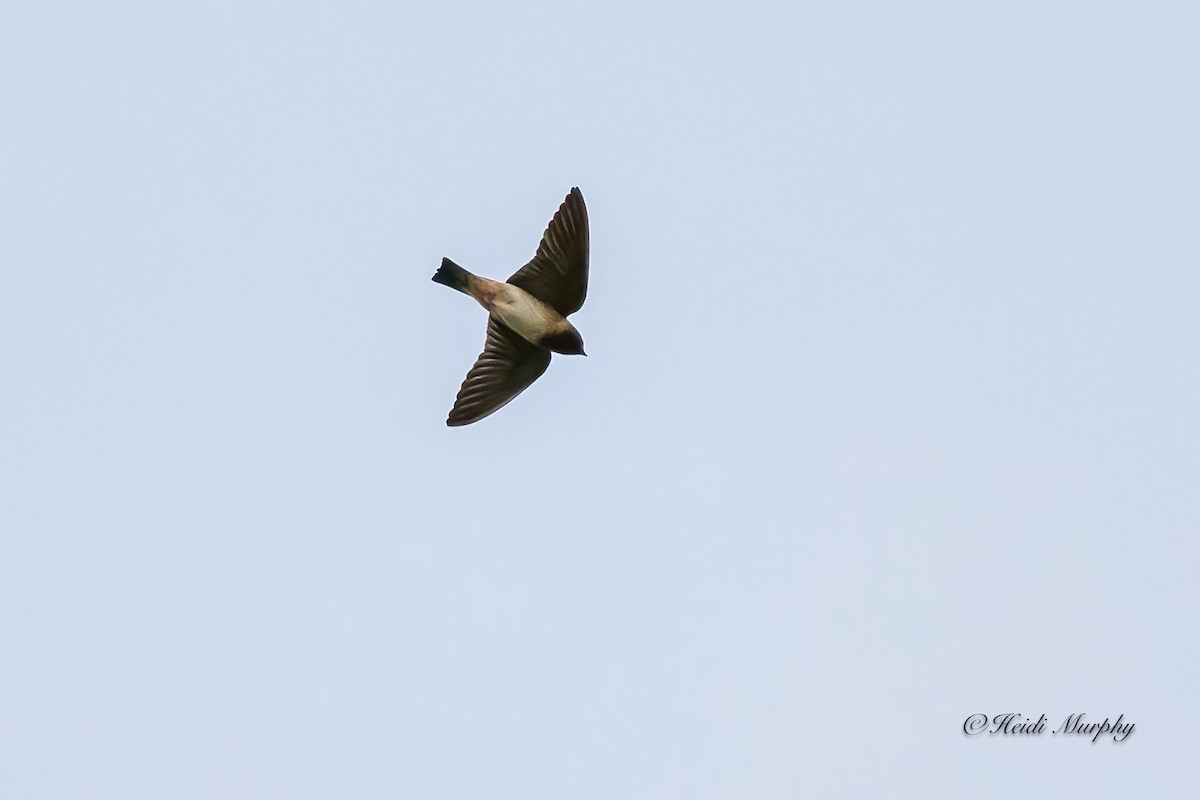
left=432, top=187, right=589, bottom=426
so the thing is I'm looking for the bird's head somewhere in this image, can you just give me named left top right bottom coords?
left=542, top=325, right=587, bottom=356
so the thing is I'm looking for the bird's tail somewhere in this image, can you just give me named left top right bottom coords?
left=432, top=258, right=473, bottom=295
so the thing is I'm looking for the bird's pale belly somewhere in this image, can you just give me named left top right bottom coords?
left=487, top=284, right=566, bottom=347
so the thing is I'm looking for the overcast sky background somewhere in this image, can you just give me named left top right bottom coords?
left=2, top=1, right=1198, bottom=797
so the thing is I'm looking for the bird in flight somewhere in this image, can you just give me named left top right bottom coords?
left=432, top=187, right=589, bottom=426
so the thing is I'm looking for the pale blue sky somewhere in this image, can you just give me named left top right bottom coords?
left=2, top=1, right=1198, bottom=797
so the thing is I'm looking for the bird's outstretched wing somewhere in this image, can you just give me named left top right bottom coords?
left=446, top=318, right=552, bottom=426
left=507, top=187, right=589, bottom=316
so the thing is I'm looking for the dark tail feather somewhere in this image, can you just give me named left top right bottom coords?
left=432, top=258, right=472, bottom=294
